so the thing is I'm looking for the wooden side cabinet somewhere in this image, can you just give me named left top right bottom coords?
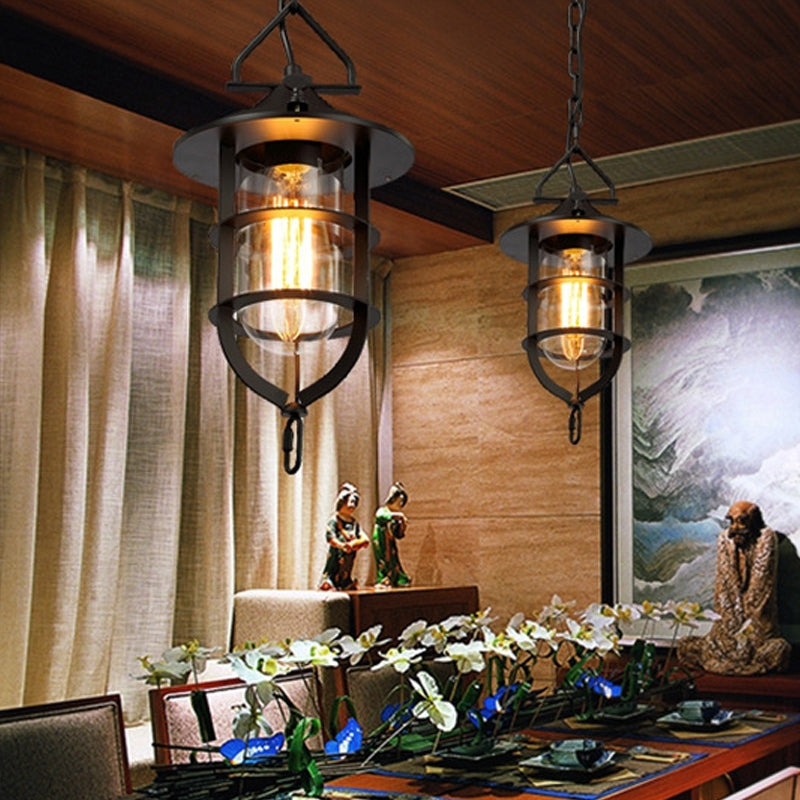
left=346, top=585, right=479, bottom=640
left=694, top=672, right=800, bottom=711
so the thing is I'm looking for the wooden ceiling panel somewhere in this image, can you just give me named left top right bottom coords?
left=2, top=0, right=800, bottom=257
left=0, top=64, right=484, bottom=256
left=0, top=65, right=215, bottom=203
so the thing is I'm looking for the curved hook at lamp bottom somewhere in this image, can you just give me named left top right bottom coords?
left=568, top=402, right=583, bottom=445
left=282, top=406, right=306, bottom=474
left=212, top=300, right=371, bottom=473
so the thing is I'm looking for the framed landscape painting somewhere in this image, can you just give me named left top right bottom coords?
left=614, top=243, right=800, bottom=642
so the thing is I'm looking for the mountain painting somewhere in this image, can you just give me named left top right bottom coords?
left=629, top=265, right=800, bottom=630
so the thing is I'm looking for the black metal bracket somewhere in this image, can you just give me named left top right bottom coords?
left=227, top=0, right=361, bottom=96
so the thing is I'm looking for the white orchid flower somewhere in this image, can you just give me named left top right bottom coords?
left=562, top=618, right=602, bottom=650
left=639, top=600, right=664, bottom=621
left=134, top=653, right=191, bottom=686
left=562, top=618, right=618, bottom=654
left=409, top=671, right=457, bottom=732
left=256, top=654, right=289, bottom=678
left=338, top=624, right=388, bottom=665
left=357, top=624, right=386, bottom=646
left=508, top=612, right=525, bottom=630
left=286, top=638, right=339, bottom=668
left=538, top=594, right=576, bottom=625
left=504, top=626, right=536, bottom=652
left=256, top=640, right=291, bottom=658
left=613, top=603, right=642, bottom=625
left=314, top=628, right=342, bottom=645
left=468, top=608, right=497, bottom=629
left=482, top=629, right=515, bottom=660
left=336, top=636, right=363, bottom=663
left=506, top=620, right=555, bottom=654
left=663, top=600, right=718, bottom=629
left=161, top=645, right=191, bottom=664
left=441, top=608, right=496, bottom=637
left=439, top=640, right=485, bottom=674
left=227, top=649, right=280, bottom=686
left=399, top=619, right=428, bottom=648
left=590, top=626, right=619, bottom=654
left=581, top=603, right=616, bottom=628
left=421, top=625, right=451, bottom=653
left=582, top=602, right=640, bottom=632
left=440, top=614, right=470, bottom=631
left=370, top=646, right=425, bottom=673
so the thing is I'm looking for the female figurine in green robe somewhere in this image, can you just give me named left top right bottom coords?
left=372, top=482, right=411, bottom=587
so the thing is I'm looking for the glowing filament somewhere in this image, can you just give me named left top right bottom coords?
left=539, top=247, right=605, bottom=370
left=269, top=208, right=315, bottom=343
left=558, top=250, right=594, bottom=363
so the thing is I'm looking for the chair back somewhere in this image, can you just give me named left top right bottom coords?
left=0, top=694, right=131, bottom=800
left=149, top=671, right=322, bottom=764
left=343, top=660, right=456, bottom=736
left=231, top=589, right=350, bottom=649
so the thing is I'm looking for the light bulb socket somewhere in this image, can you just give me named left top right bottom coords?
left=237, top=140, right=350, bottom=175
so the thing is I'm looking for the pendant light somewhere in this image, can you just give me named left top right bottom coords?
left=499, top=0, right=651, bottom=444
left=174, top=0, right=413, bottom=472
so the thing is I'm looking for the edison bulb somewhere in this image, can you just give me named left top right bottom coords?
left=234, top=160, right=344, bottom=354
left=538, top=246, right=608, bottom=369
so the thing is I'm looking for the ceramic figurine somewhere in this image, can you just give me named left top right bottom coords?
left=372, top=482, right=411, bottom=588
left=678, top=500, right=791, bottom=675
left=318, top=482, right=370, bottom=591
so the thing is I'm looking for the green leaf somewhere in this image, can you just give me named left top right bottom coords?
left=287, top=716, right=324, bottom=797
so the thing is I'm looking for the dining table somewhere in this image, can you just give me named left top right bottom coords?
left=323, top=707, right=800, bottom=800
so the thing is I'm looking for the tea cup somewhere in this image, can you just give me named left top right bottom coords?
left=677, top=699, right=720, bottom=723
left=549, top=738, right=606, bottom=769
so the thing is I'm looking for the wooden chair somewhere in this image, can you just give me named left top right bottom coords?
left=724, top=767, right=800, bottom=800
left=0, top=694, right=131, bottom=800
left=230, top=589, right=350, bottom=649
left=149, top=671, right=322, bottom=765
left=230, top=589, right=352, bottom=733
left=341, top=660, right=456, bottom=736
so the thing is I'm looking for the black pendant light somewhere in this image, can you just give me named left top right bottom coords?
left=499, top=0, right=651, bottom=444
left=174, top=0, right=413, bottom=473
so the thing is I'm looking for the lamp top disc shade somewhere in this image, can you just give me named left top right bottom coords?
left=500, top=204, right=653, bottom=266
left=173, top=104, right=415, bottom=191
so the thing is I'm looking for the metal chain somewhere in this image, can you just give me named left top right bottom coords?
left=566, top=0, right=586, bottom=155
left=535, top=0, right=617, bottom=202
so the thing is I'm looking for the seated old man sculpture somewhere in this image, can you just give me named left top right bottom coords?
left=678, top=500, right=791, bottom=675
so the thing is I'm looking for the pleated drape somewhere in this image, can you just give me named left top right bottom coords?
left=0, top=144, right=390, bottom=721
left=0, top=148, right=47, bottom=707
left=230, top=268, right=389, bottom=593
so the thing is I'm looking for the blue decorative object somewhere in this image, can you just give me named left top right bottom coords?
left=220, top=733, right=285, bottom=764
left=468, top=683, right=522, bottom=726
left=575, top=671, right=622, bottom=699
left=324, top=717, right=363, bottom=756
left=380, top=703, right=412, bottom=729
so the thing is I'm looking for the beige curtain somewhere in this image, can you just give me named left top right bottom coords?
left=0, top=144, right=390, bottom=721
left=0, top=148, right=47, bottom=707
left=231, top=334, right=385, bottom=593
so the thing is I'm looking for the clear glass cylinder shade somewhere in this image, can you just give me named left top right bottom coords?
left=537, top=246, right=609, bottom=370
left=234, top=158, right=350, bottom=354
